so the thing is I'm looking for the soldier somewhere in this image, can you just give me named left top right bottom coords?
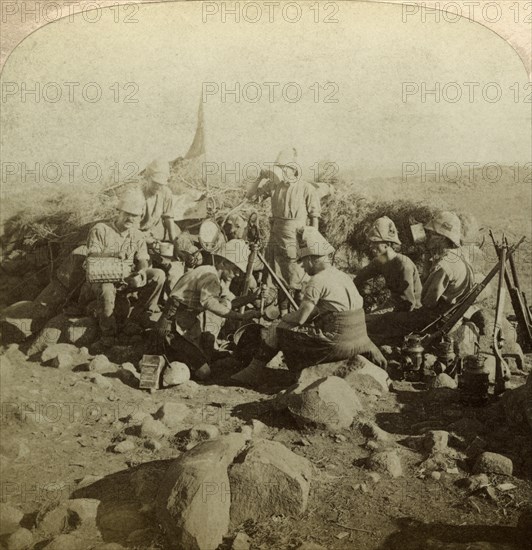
left=246, top=148, right=321, bottom=313
left=231, top=228, right=386, bottom=386
left=355, top=216, right=422, bottom=312
left=155, top=239, right=261, bottom=379
left=140, top=158, right=183, bottom=292
left=366, top=211, right=475, bottom=343
left=86, top=189, right=165, bottom=342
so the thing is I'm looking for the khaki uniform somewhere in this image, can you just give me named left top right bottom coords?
left=163, top=265, right=231, bottom=370
left=86, top=221, right=165, bottom=335
left=257, top=167, right=321, bottom=290
left=262, top=265, right=385, bottom=372
left=355, top=253, right=422, bottom=312
left=366, top=249, right=475, bottom=344
left=140, top=185, right=174, bottom=239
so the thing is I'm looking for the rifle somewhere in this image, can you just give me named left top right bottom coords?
left=419, top=237, right=525, bottom=346
left=492, top=234, right=508, bottom=395
left=502, top=236, right=532, bottom=352
left=239, top=213, right=260, bottom=315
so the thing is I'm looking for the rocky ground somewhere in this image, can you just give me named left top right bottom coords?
left=0, top=335, right=531, bottom=550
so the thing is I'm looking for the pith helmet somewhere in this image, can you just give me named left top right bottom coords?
left=145, top=158, right=170, bottom=185
left=117, top=189, right=145, bottom=216
left=367, top=216, right=401, bottom=245
left=425, top=211, right=462, bottom=248
left=214, top=239, right=250, bottom=273
left=275, top=147, right=298, bottom=168
left=298, top=227, right=335, bottom=259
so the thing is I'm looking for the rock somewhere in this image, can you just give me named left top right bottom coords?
left=65, top=317, right=98, bottom=346
left=127, top=410, right=150, bottom=425
left=296, top=362, right=344, bottom=389
left=94, top=545, right=126, bottom=550
left=473, top=452, right=513, bottom=476
left=189, top=423, right=220, bottom=442
left=1, top=300, right=51, bottom=343
left=140, top=417, right=170, bottom=439
left=41, top=343, right=80, bottom=363
left=154, top=402, right=189, bottom=430
left=66, top=498, right=100, bottom=527
left=457, top=473, right=490, bottom=491
left=156, top=433, right=248, bottom=550
left=26, top=314, right=66, bottom=356
left=431, top=373, right=457, bottom=389
left=0, top=503, right=23, bottom=535
left=360, top=421, right=392, bottom=443
left=430, top=471, right=442, bottom=481
left=113, top=439, right=136, bottom=453
left=351, top=358, right=391, bottom=392
left=424, top=431, right=449, bottom=453
left=44, top=533, right=90, bottom=550
left=287, top=376, right=363, bottom=431
left=228, top=439, right=312, bottom=528
left=51, top=352, right=74, bottom=369
left=5, top=527, right=33, bottom=550
left=500, top=376, right=532, bottom=433
left=38, top=504, right=68, bottom=536
left=367, top=450, right=403, bottom=478
left=232, top=532, right=250, bottom=550
left=97, top=503, right=151, bottom=537
left=162, top=361, right=191, bottom=387
left=366, top=472, right=381, bottom=484
left=451, top=322, right=479, bottom=357
left=248, top=419, right=267, bottom=435
left=88, top=354, right=113, bottom=373
left=89, top=373, right=113, bottom=390
left=343, top=370, right=384, bottom=397
left=145, top=439, right=162, bottom=451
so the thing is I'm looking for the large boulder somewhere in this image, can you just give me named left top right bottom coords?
left=0, top=503, right=23, bottom=536
left=500, top=375, right=532, bottom=432
left=1, top=300, right=52, bottom=344
left=287, top=376, right=363, bottom=431
left=228, top=439, right=312, bottom=528
left=26, top=314, right=67, bottom=357
left=65, top=317, right=98, bottom=346
left=156, top=433, right=248, bottom=550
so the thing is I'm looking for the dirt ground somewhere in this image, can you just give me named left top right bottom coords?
left=1, top=340, right=531, bottom=550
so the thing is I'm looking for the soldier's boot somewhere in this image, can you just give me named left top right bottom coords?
left=230, top=357, right=268, bottom=387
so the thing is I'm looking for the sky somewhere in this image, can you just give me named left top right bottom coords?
left=1, top=1, right=530, bottom=186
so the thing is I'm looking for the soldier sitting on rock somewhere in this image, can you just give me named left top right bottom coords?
left=85, top=189, right=166, bottom=346
left=155, top=239, right=261, bottom=380
left=355, top=216, right=422, bottom=313
left=231, top=228, right=387, bottom=387
left=366, top=211, right=476, bottom=344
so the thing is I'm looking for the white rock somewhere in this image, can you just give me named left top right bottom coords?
left=5, top=527, right=33, bottom=550
left=162, top=361, right=190, bottom=386
left=154, top=402, right=189, bottom=430
left=0, top=503, right=23, bottom=536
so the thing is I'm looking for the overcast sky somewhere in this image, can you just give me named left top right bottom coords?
left=1, top=1, right=530, bottom=185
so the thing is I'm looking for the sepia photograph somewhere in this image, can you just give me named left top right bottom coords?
left=0, top=1, right=531, bottom=548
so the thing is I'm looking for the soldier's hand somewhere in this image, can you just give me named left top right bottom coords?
left=241, top=309, right=261, bottom=322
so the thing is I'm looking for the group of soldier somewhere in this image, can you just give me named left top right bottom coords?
left=83, top=148, right=476, bottom=387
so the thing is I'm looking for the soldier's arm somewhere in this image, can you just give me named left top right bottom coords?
left=280, top=299, right=318, bottom=326
left=421, top=267, right=449, bottom=309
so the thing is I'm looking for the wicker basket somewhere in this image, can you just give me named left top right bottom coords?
left=85, top=257, right=133, bottom=284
